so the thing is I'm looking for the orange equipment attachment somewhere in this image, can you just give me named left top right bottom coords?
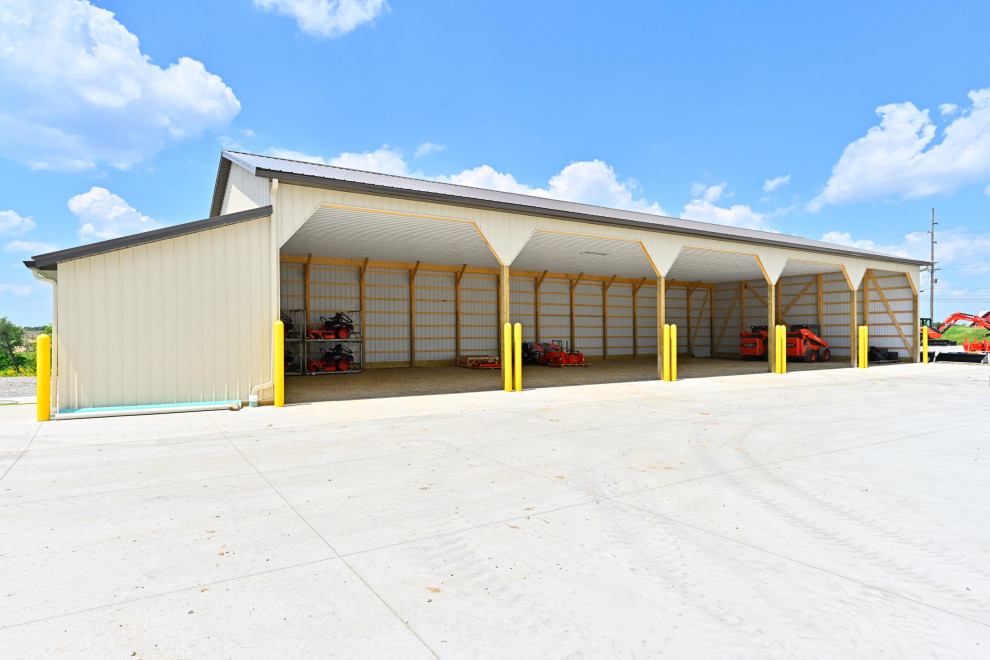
left=921, top=313, right=990, bottom=341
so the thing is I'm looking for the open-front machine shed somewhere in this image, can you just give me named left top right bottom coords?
left=25, top=151, right=925, bottom=414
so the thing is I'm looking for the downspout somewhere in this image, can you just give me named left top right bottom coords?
left=31, top=268, right=57, bottom=415
left=250, top=178, right=280, bottom=406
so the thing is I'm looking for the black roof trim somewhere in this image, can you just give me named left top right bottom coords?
left=26, top=205, right=273, bottom=270
left=253, top=168, right=928, bottom=267
left=209, top=155, right=232, bottom=218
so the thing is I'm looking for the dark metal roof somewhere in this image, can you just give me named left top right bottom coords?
left=214, top=150, right=927, bottom=267
left=24, top=205, right=273, bottom=271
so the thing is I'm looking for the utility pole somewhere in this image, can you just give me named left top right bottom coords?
left=928, top=208, right=938, bottom=320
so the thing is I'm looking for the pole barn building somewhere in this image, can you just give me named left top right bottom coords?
left=26, top=151, right=925, bottom=416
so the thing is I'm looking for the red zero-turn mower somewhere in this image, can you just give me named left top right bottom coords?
left=740, top=324, right=830, bottom=362
left=280, top=311, right=299, bottom=339
left=307, top=313, right=355, bottom=340
left=306, top=343, right=354, bottom=372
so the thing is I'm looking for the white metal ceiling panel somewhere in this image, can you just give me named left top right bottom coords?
left=510, top=231, right=656, bottom=279
left=281, top=206, right=500, bottom=267
left=779, top=259, right=846, bottom=278
left=666, top=247, right=766, bottom=283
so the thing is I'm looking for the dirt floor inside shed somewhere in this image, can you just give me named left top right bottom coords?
left=285, top=356, right=849, bottom=403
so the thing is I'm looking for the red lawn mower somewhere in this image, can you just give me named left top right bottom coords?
left=307, top=313, right=355, bottom=340
left=306, top=343, right=355, bottom=372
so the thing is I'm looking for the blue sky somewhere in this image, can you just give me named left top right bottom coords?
left=2, top=0, right=989, bottom=325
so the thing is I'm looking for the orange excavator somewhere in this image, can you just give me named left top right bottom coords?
left=920, top=313, right=990, bottom=352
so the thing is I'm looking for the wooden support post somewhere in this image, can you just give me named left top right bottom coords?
left=776, top=281, right=783, bottom=326
left=849, top=284, right=858, bottom=368
left=535, top=270, right=548, bottom=343
left=632, top=277, right=646, bottom=359
left=499, top=264, right=511, bottom=378
left=816, top=274, right=823, bottom=327
left=912, top=278, right=920, bottom=362
left=863, top=269, right=870, bottom=328
left=657, top=275, right=666, bottom=380
left=303, top=253, right=313, bottom=323
left=359, top=257, right=369, bottom=365
left=455, top=263, right=467, bottom=360
left=686, top=286, right=694, bottom=357
left=602, top=275, right=615, bottom=360
left=409, top=260, right=420, bottom=367
left=767, top=282, right=776, bottom=373
left=570, top=272, right=583, bottom=351
left=740, top=282, right=747, bottom=332
left=709, top=286, right=715, bottom=357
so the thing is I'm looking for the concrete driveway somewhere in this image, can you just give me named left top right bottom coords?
left=1, top=363, right=988, bottom=658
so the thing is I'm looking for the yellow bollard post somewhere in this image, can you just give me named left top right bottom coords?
left=661, top=323, right=670, bottom=382
left=670, top=324, right=678, bottom=381
left=859, top=326, right=868, bottom=369
left=775, top=325, right=781, bottom=374
left=513, top=323, right=522, bottom=392
left=503, top=322, right=513, bottom=392
left=36, top=334, right=50, bottom=422
left=274, top=320, right=285, bottom=407
left=922, top=325, right=929, bottom=363
left=784, top=325, right=789, bottom=373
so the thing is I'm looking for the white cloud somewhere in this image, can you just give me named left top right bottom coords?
left=939, top=103, right=958, bottom=116
left=329, top=145, right=409, bottom=175
left=5, top=240, right=58, bottom=254
left=441, top=160, right=666, bottom=214
left=0, top=210, right=35, bottom=236
left=254, top=0, right=388, bottom=38
left=682, top=199, right=770, bottom=231
left=809, top=87, right=990, bottom=211
left=763, top=174, right=791, bottom=192
left=266, top=148, right=330, bottom=165
left=266, top=145, right=666, bottom=213
left=0, top=282, right=32, bottom=296
left=702, top=183, right=725, bottom=203
left=679, top=183, right=770, bottom=231
left=267, top=145, right=410, bottom=175
left=0, top=0, right=240, bottom=171
left=415, top=142, right=444, bottom=158
left=441, top=165, right=536, bottom=194
left=820, top=227, right=990, bottom=271
left=68, top=187, right=161, bottom=242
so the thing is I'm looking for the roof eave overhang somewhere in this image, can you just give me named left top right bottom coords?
left=26, top=205, right=274, bottom=270
left=252, top=167, right=927, bottom=268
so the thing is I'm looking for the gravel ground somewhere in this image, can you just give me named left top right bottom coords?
left=0, top=376, right=36, bottom=399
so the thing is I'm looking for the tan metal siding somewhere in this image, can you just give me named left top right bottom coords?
left=57, top=216, right=273, bottom=410
left=221, top=164, right=271, bottom=215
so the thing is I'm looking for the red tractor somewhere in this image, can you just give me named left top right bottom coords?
left=740, top=324, right=831, bottom=362
left=521, top=340, right=588, bottom=367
